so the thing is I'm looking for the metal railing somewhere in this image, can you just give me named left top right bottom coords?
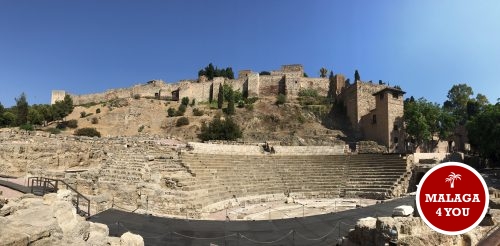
left=27, top=177, right=91, bottom=217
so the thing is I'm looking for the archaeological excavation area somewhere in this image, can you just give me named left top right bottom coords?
left=0, top=130, right=411, bottom=218
left=3, top=130, right=498, bottom=245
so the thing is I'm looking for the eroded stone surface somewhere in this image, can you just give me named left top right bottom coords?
left=0, top=190, right=143, bottom=246
left=345, top=212, right=499, bottom=246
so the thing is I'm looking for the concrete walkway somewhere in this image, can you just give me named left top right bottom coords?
left=0, top=179, right=30, bottom=194
left=89, top=196, right=414, bottom=246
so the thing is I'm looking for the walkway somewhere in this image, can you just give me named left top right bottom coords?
left=89, top=196, right=414, bottom=246
left=0, top=179, right=30, bottom=194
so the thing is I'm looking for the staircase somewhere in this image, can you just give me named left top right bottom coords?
left=27, top=177, right=91, bottom=217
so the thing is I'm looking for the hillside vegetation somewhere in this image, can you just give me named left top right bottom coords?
left=49, top=95, right=346, bottom=145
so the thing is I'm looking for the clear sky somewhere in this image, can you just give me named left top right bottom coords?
left=1, top=0, right=499, bottom=107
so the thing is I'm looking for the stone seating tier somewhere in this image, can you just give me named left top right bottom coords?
left=177, top=153, right=407, bottom=207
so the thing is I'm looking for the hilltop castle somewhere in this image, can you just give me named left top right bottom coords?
left=51, top=64, right=406, bottom=152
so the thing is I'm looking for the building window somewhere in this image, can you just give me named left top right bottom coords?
left=392, top=92, right=399, bottom=99
left=379, top=94, right=384, bottom=100
left=394, top=137, right=399, bottom=143
left=372, top=115, right=377, bottom=124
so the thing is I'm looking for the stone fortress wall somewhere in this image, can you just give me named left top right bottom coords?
left=50, top=64, right=406, bottom=152
left=52, top=64, right=330, bottom=106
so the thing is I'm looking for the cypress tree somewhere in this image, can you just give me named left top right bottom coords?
left=217, top=85, right=223, bottom=109
left=15, top=92, right=29, bottom=126
left=227, top=90, right=235, bottom=115
left=354, top=70, right=360, bottom=82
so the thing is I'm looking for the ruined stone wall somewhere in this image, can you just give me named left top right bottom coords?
left=273, top=145, right=344, bottom=155
left=359, top=89, right=404, bottom=152
left=226, top=78, right=246, bottom=93
left=355, top=82, right=387, bottom=123
left=55, top=64, right=330, bottom=105
left=342, top=84, right=359, bottom=128
left=347, top=216, right=493, bottom=246
left=179, top=82, right=211, bottom=102
left=247, top=73, right=260, bottom=97
left=70, top=81, right=175, bottom=105
left=342, top=82, right=387, bottom=131
left=188, top=142, right=263, bottom=155
left=0, top=130, right=108, bottom=176
left=296, top=77, right=329, bottom=96
left=258, top=75, right=284, bottom=96
left=51, top=90, right=66, bottom=104
left=238, top=70, right=252, bottom=78
left=387, top=92, right=405, bottom=152
left=332, top=74, right=346, bottom=96
left=188, top=142, right=345, bottom=155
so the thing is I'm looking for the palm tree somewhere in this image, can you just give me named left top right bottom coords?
left=319, top=67, right=328, bottom=78
left=445, top=172, right=461, bottom=188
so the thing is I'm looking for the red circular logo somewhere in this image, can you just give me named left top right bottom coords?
left=416, top=162, right=489, bottom=235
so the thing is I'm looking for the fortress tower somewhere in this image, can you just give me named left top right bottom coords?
left=51, top=90, right=66, bottom=104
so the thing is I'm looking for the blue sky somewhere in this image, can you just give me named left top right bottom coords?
left=0, top=0, right=499, bottom=107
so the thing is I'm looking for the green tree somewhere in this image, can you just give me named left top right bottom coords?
left=27, top=107, right=43, bottom=125
left=198, top=63, right=234, bottom=80
left=217, top=85, right=223, bottom=109
left=222, top=83, right=233, bottom=101
left=467, top=104, right=500, bottom=163
left=15, top=93, right=29, bottom=126
left=303, top=72, right=309, bottom=77
left=0, top=102, right=5, bottom=126
left=354, top=70, right=360, bottom=82
left=319, top=67, right=328, bottom=78
left=443, top=83, right=473, bottom=123
left=233, top=89, right=243, bottom=103
left=329, top=71, right=334, bottom=80
left=2, top=112, right=16, bottom=126
left=52, top=95, right=73, bottom=120
left=199, top=117, right=242, bottom=141
left=404, top=98, right=454, bottom=149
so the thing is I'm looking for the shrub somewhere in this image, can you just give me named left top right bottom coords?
left=74, top=127, right=101, bottom=137
left=167, top=108, right=176, bottom=117
left=66, top=119, right=78, bottom=129
left=190, top=99, right=196, bottom=107
left=19, top=124, right=34, bottom=131
left=91, top=117, right=98, bottom=124
left=199, top=117, right=242, bottom=141
left=245, top=104, right=254, bottom=111
left=96, top=108, right=101, bottom=114
left=138, top=125, right=145, bottom=132
left=237, top=101, right=245, bottom=108
left=298, top=88, right=319, bottom=98
left=176, top=104, right=187, bottom=116
left=276, top=94, right=287, bottom=105
left=226, top=99, right=235, bottom=115
left=46, top=127, right=61, bottom=134
left=133, top=94, right=141, bottom=99
left=56, top=122, right=67, bottom=130
left=176, top=117, right=190, bottom=127
left=245, top=97, right=258, bottom=104
left=80, top=111, right=87, bottom=118
left=193, top=108, right=204, bottom=116
left=181, top=97, right=190, bottom=106
left=259, top=71, right=271, bottom=75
